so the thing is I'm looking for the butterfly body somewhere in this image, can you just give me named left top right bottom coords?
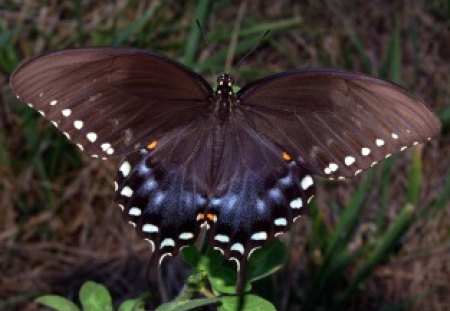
left=10, top=47, right=440, bottom=291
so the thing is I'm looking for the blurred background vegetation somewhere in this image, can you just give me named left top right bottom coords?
left=0, top=0, right=449, bottom=310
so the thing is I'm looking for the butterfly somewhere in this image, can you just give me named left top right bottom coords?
left=10, top=48, right=440, bottom=291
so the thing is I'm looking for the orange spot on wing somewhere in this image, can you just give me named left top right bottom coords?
left=206, top=213, right=217, bottom=222
left=147, top=140, right=157, bottom=150
left=282, top=151, right=292, bottom=161
left=197, top=213, right=205, bottom=221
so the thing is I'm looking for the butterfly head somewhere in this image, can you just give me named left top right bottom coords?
left=216, top=73, right=235, bottom=96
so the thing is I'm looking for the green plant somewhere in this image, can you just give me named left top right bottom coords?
left=36, top=240, right=286, bottom=311
left=36, top=281, right=147, bottom=311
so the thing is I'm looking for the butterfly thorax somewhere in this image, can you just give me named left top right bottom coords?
left=213, top=73, right=236, bottom=123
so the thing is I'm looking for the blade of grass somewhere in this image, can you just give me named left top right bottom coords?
left=405, top=150, right=422, bottom=205
left=206, top=18, right=300, bottom=44
left=112, top=1, right=165, bottom=46
left=0, top=23, right=20, bottom=73
left=439, top=105, right=450, bottom=134
left=74, top=0, right=84, bottom=44
left=324, top=169, right=374, bottom=259
left=338, top=204, right=415, bottom=301
left=325, top=0, right=373, bottom=74
left=375, top=157, right=394, bottom=232
left=304, top=171, right=374, bottom=306
left=425, top=168, right=450, bottom=217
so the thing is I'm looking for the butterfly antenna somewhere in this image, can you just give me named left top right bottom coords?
left=233, top=29, right=271, bottom=69
left=196, top=19, right=210, bottom=48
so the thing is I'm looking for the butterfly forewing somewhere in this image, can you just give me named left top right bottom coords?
left=10, top=48, right=212, bottom=158
left=238, top=69, right=441, bottom=179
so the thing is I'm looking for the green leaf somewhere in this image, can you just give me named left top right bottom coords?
left=181, top=246, right=203, bottom=268
left=155, top=298, right=221, bottom=311
left=207, top=249, right=243, bottom=294
left=79, top=281, right=113, bottom=311
left=118, top=297, right=146, bottom=311
left=247, top=239, right=287, bottom=282
left=35, top=295, right=80, bottom=311
left=220, top=295, right=276, bottom=311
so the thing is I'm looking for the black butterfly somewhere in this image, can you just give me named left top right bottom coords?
left=10, top=48, right=440, bottom=291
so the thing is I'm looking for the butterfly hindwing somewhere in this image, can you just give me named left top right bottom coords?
left=115, top=116, right=214, bottom=262
left=114, top=109, right=315, bottom=287
left=206, top=111, right=315, bottom=288
left=238, top=69, right=441, bottom=179
left=10, top=48, right=212, bottom=158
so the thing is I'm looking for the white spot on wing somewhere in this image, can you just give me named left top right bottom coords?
left=329, top=162, right=338, bottom=172
left=37, top=110, right=45, bottom=116
left=274, top=217, right=287, bottom=226
left=179, top=232, right=194, bottom=240
left=142, top=223, right=158, bottom=233
left=345, top=156, right=356, bottom=166
left=230, top=243, right=245, bottom=255
left=119, top=161, right=131, bottom=177
left=76, top=144, right=84, bottom=151
left=376, top=138, right=385, bottom=147
left=290, top=198, right=303, bottom=209
left=73, top=120, right=83, bottom=129
left=128, top=207, right=141, bottom=216
left=106, top=147, right=114, bottom=155
left=391, top=133, right=399, bottom=139
left=101, top=143, right=111, bottom=151
left=86, top=132, right=97, bottom=142
left=214, top=234, right=230, bottom=243
left=61, top=109, right=71, bottom=117
left=400, top=146, right=407, bottom=151
left=50, top=100, right=58, bottom=106
left=120, top=186, right=133, bottom=197
left=63, top=132, right=70, bottom=139
left=160, top=238, right=175, bottom=249
left=301, top=175, right=314, bottom=190
left=251, top=231, right=267, bottom=241
left=354, top=169, right=362, bottom=175
left=361, top=147, right=371, bottom=156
